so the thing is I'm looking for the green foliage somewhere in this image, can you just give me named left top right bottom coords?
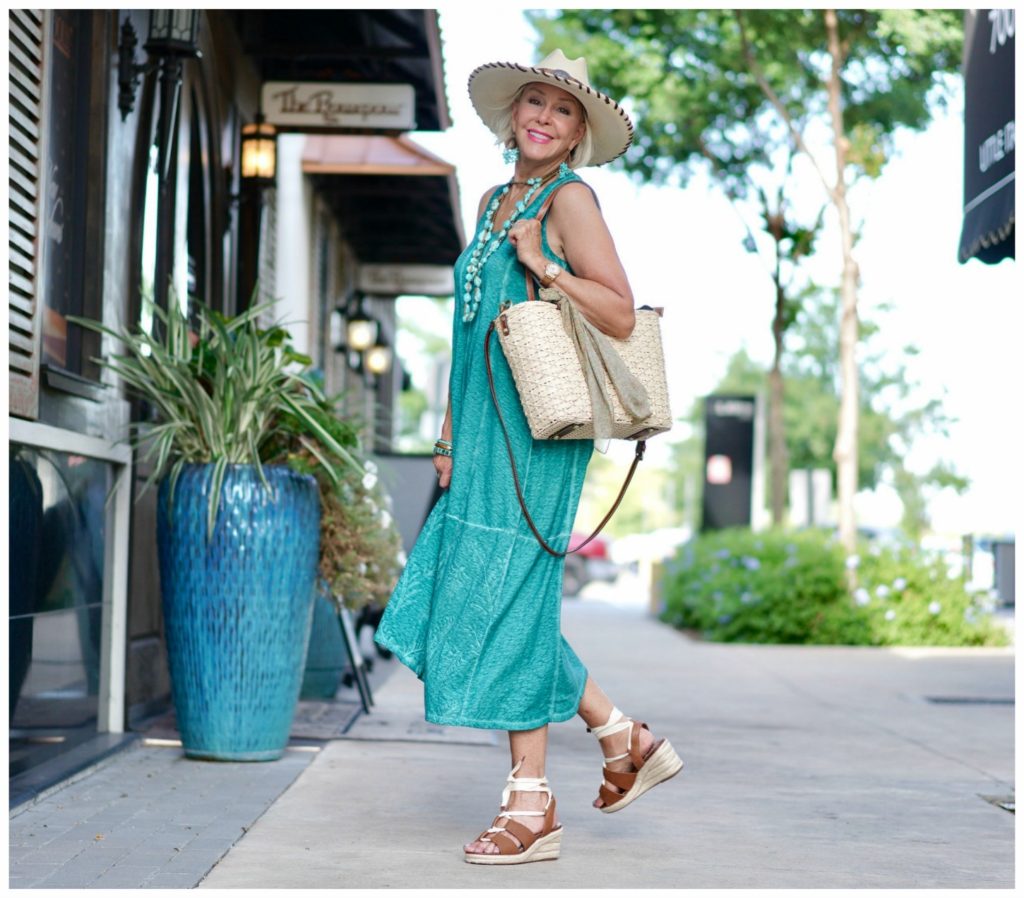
left=661, top=528, right=1008, bottom=647
left=266, top=399, right=402, bottom=611
left=70, top=294, right=362, bottom=537
left=661, top=528, right=869, bottom=643
left=313, top=455, right=403, bottom=612
left=851, top=542, right=1007, bottom=647
left=532, top=9, right=963, bottom=188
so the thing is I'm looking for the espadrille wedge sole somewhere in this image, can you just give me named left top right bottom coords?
left=464, top=827, right=562, bottom=865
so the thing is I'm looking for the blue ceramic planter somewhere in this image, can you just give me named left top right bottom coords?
left=299, top=585, right=347, bottom=700
left=157, top=464, right=320, bottom=761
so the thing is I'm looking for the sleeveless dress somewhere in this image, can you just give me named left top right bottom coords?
left=374, top=171, right=592, bottom=730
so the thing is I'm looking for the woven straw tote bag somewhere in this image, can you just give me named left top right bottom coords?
left=493, top=299, right=671, bottom=440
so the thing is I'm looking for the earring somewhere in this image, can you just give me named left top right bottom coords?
left=559, top=160, right=572, bottom=178
left=503, top=145, right=520, bottom=164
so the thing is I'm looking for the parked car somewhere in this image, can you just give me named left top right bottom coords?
left=562, top=532, right=619, bottom=597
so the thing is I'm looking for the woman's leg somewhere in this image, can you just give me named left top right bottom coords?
left=464, top=725, right=557, bottom=855
left=578, top=676, right=656, bottom=809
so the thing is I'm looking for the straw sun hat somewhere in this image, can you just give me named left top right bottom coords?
left=468, top=49, right=634, bottom=167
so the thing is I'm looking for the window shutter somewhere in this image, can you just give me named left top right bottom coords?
left=8, top=9, right=47, bottom=420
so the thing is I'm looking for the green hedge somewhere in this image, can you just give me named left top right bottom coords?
left=660, top=528, right=1008, bottom=647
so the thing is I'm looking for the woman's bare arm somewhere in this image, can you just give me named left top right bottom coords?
left=508, top=182, right=635, bottom=339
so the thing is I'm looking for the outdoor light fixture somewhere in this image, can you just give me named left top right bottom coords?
left=117, top=10, right=201, bottom=121
left=364, top=342, right=393, bottom=377
left=330, top=308, right=347, bottom=353
left=241, top=115, right=277, bottom=185
left=346, top=297, right=379, bottom=352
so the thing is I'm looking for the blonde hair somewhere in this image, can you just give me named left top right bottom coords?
left=488, top=83, right=594, bottom=169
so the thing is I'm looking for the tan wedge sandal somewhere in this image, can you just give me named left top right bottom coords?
left=464, top=759, right=563, bottom=865
left=589, top=707, right=684, bottom=813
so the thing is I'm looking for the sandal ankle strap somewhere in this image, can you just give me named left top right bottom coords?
left=501, top=758, right=553, bottom=810
left=587, top=707, right=637, bottom=763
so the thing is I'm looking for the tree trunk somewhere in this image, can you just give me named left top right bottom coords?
left=825, top=9, right=860, bottom=554
left=769, top=251, right=788, bottom=526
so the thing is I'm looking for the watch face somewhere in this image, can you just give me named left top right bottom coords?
left=545, top=263, right=561, bottom=278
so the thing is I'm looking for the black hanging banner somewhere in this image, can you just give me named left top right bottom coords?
left=958, top=9, right=1015, bottom=264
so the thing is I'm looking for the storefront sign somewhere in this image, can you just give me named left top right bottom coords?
left=262, top=82, right=416, bottom=131
left=358, top=264, right=454, bottom=296
left=958, top=8, right=1015, bottom=263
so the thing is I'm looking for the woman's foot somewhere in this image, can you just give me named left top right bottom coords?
left=589, top=708, right=684, bottom=812
left=463, top=789, right=556, bottom=855
left=463, top=759, right=563, bottom=864
left=592, top=716, right=656, bottom=809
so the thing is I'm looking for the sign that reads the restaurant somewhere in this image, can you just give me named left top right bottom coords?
left=262, top=82, right=416, bottom=131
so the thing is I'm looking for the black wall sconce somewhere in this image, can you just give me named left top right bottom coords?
left=330, top=300, right=394, bottom=380
left=117, top=11, right=201, bottom=122
left=240, top=114, right=277, bottom=187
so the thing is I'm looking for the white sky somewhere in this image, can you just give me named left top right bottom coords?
left=409, top=6, right=1021, bottom=538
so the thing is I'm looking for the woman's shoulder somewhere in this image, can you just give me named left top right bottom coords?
left=550, top=177, right=602, bottom=216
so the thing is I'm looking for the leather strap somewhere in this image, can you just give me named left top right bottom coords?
left=484, top=318, right=646, bottom=557
left=524, top=184, right=567, bottom=304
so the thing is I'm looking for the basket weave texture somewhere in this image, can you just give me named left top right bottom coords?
left=496, top=304, right=672, bottom=440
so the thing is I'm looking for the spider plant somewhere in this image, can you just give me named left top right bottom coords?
left=69, top=295, right=362, bottom=536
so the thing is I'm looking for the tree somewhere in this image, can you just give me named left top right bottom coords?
left=756, top=159, right=827, bottom=525
left=666, top=290, right=968, bottom=537
left=532, top=8, right=963, bottom=549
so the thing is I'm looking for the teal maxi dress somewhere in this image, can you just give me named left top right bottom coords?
left=375, top=171, right=592, bottom=730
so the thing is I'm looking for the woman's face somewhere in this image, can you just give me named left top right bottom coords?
left=511, top=81, right=586, bottom=167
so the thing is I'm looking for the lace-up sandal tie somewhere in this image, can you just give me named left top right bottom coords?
left=464, top=758, right=563, bottom=865
left=589, top=707, right=684, bottom=814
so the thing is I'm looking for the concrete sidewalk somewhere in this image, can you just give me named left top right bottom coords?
left=200, top=599, right=1014, bottom=889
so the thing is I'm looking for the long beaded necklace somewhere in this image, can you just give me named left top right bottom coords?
left=462, top=170, right=557, bottom=323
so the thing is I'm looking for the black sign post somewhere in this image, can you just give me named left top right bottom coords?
left=958, top=9, right=1015, bottom=264
left=701, top=395, right=763, bottom=531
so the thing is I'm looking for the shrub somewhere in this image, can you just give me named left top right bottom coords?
left=852, top=544, right=1007, bottom=647
left=661, top=528, right=1008, bottom=647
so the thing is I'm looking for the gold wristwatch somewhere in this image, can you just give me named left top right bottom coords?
left=539, top=262, right=563, bottom=288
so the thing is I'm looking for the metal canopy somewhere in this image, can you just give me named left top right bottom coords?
left=231, top=9, right=450, bottom=132
left=304, top=135, right=465, bottom=268
left=958, top=9, right=1015, bottom=264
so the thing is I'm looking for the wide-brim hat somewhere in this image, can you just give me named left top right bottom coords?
left=468, top=49, right=634, bottom=167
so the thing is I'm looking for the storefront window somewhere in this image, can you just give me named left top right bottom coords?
left=393, top=296, right=453, bottom=454
left=9, top=444, right=108, bottom=777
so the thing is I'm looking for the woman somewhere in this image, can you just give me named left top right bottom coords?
left=375, top=49, right=682, bottom=865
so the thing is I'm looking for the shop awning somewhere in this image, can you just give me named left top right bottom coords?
left=303, top=135, right=465, bottom=275
left=958, top=9, right=1015, bottom=264
left=232, top=9, right=450, bottom=132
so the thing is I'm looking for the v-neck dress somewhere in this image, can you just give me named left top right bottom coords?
left=375, top=172, right=592, bottom=730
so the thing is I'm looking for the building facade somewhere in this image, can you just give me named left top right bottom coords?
left=8, top=9, right=462, bottom=804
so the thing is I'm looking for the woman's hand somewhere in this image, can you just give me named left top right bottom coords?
left=507, top=219, right=546, bottom=274
left=433, top=454, right=452, bottom=489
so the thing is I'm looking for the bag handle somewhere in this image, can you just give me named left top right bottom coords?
left=484, top=317, right=646, bottom=557
left=522, top=179, right=591, bottom=303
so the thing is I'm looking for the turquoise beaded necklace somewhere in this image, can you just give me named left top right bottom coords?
left=462, top=166, right=569, bottom=323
